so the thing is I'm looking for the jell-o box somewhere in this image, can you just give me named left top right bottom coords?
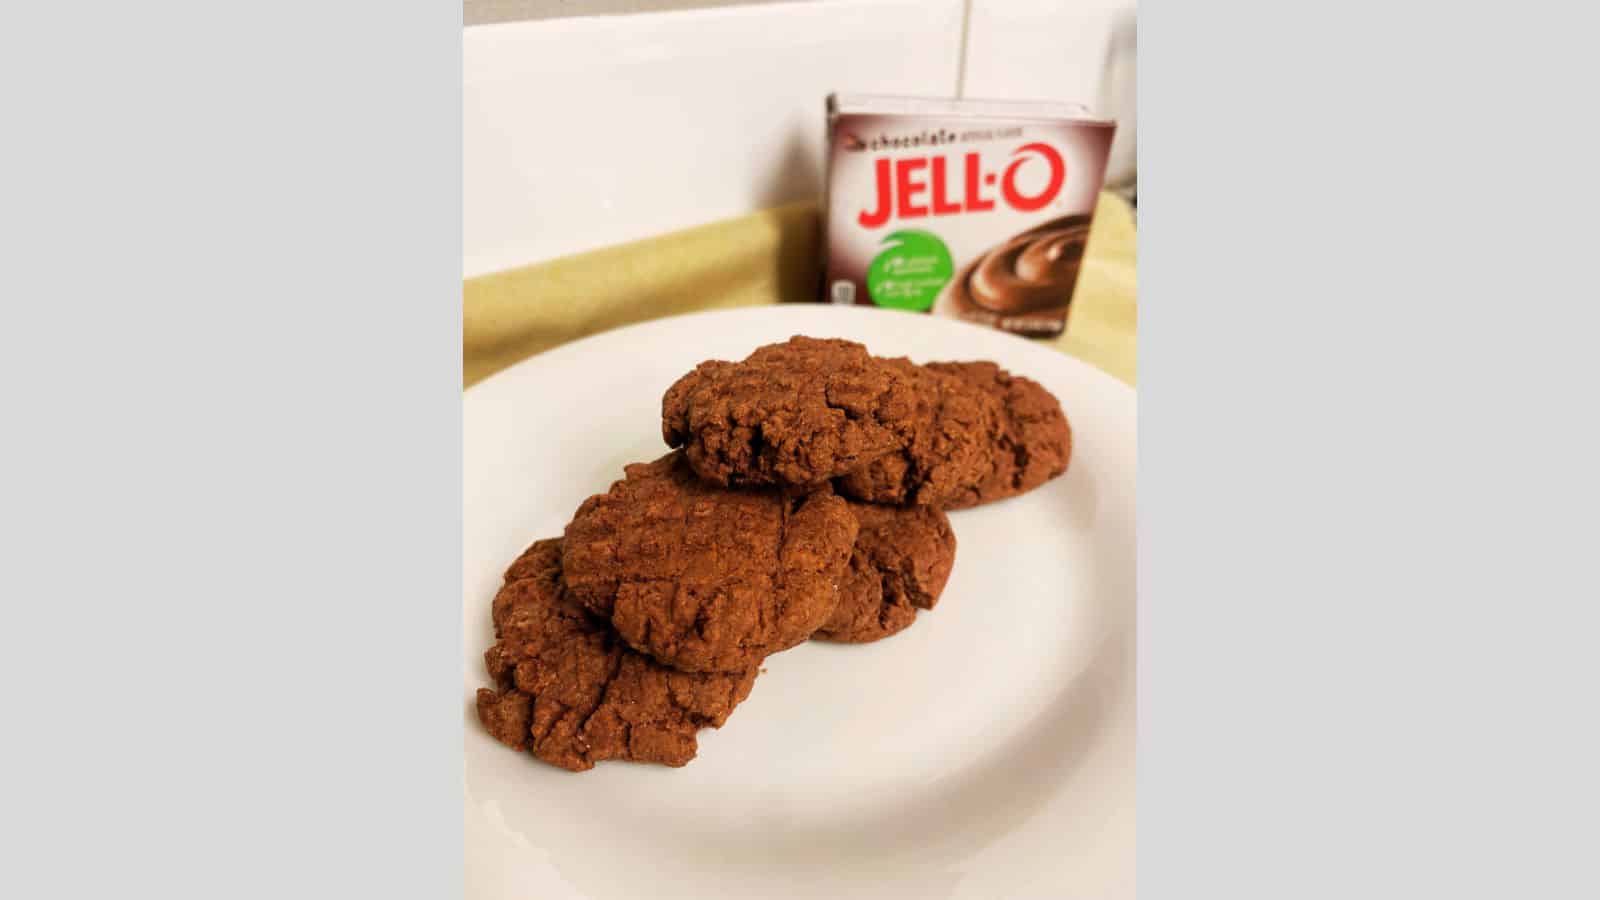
left=822, top=93, right=1115, bottom=337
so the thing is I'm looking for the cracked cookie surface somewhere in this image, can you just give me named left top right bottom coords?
left=562, top=451, right=859, bottom=673
left=476, top=538, right=758, bottom=772
left=833, top=359, right=1004, bottom=508
left=924, top=361, right=1072, bottom=507
left=662, top=336, right=920, bottom=489
left=815, top=501, right=958, bottom=644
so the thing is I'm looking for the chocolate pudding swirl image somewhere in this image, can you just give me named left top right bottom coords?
left=943, top=214, right=1092, bottom=317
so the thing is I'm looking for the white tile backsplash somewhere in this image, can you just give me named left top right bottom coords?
left=464, top=0, right=1134, bottom=275
left=464, top=0, right=963, bottom=276
left=465, top=1, right=812, bottom=27
left=964, top=0, right=1136, bottom=192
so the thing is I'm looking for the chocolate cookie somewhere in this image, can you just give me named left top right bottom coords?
left=562, top=451, right=859, bottom=673
left=925, top=361, right=1072, bottom=507
left=476, top=539, right=757, bottom=772
left=833, top=359, right=1004, bottom=508
left=814, top=501, right=958, bottom=643
left=661, top=336, right=919, bottom=489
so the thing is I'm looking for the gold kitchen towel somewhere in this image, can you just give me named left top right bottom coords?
left=464, top=192, right=1136, bottom=388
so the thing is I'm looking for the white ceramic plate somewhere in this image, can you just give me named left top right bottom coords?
left=464, top=306, right=1136, bottom=899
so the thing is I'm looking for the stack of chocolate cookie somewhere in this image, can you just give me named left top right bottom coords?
left=477, top=337, right=1072, bottom=772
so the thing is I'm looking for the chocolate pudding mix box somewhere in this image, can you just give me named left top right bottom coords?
left=821, top=94, right=1116, bottom=337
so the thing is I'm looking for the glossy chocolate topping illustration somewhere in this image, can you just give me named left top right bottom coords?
left=945, top=214, right=1092, bottom=316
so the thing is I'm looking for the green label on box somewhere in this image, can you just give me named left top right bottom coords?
left=865, top=230, right=953, bottom=312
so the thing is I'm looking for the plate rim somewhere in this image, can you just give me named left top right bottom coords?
left=466, top=304, right=1137, bottom=405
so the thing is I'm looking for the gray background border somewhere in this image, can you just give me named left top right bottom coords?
left=3, top=2, right=463, bottom=898
left=1141, top=1, right=1597, bottom=897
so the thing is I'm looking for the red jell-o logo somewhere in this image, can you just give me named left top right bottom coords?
left=857, top=142, right=1066, bottom=228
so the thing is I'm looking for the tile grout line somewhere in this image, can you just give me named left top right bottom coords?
left=954, top=0, right=972, bottom=99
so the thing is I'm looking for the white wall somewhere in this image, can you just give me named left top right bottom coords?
left=466, top=0, right=807, bottom=27
left=966, top=0, right=1136, bottom=192
left=464, top=0, right=1135, bottom=277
